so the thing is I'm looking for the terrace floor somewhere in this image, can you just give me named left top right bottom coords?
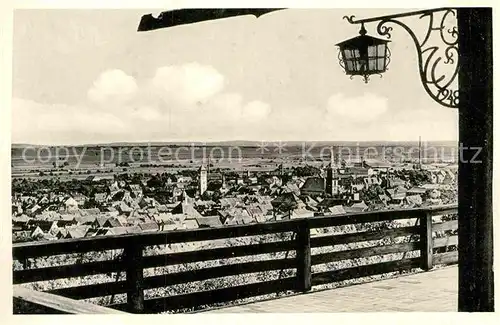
left=203, top=266, right=458, bottom=313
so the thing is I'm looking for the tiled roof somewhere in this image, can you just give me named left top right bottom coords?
left=59, top=214, right=76, bottom=221
left=107, top=226, right=142, bottom=235
left=161, top=223, right=179, bottom=231
left=57, top=228, right=68, bottom=238
left=75, top=215, right=97, bottom=225
left=94, top=216, right=109, bottom=227
left=155, top=213, right=174, bottom=223
left=407, top=187, right=428, bottom=194
left=171, top=213, right=187, bottom=223
left=387, top=178, right=406, bottom=188
left=117, top=215, right=129, bottom=225
left=117, top=201, right=133, bottom=212
left=328, top=205, right=346, bottom=215
left=95, top=193, right=107, bottom=201
left=181, top=203, right=203, bottom=219
left=406, top=195, right=423, bottom=205
left=363, top=159, right=391, bottom=168
left=65, top=226, right=90, bottom=239
left=347, top=167, right=371, bottom=176
left=351, top=201, right=368, bottom=210
left=390, top=192, right=407, bottom=200
left=157, top=204, right=168, bottom=212
left=317, top=198, right=347, bottom=208
left=219, top=198, right=241, bottom=208
left=106, top=227, right=128, bottom=236
left=30, top=220, right=56, bottom=231
left=65, top=198, right=78, bottom=206
left=291, top=208, right=314, bottom=219
left=196, top=216, right=223, bottom=228
left=138, top=222, right=159, bottom=232
left=130, top=184, right=142, bottom=191
left=245, top=206, right=263, bottom=217
left=13, top=215, right=30, bottom=223
left=254, top=215, right=267, bottom=223
left=183, top=219, right=199, bottom=229
left=104, top=217, right=122, bottom=228
left=378, top=194, right=390, bottom=202
left=300, top=177, right=325, bottom=194
left=80, top=208, right=101, bottom=216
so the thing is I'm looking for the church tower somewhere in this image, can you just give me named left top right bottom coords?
left=326, top=155, right=339, bottom=197
left=221, top=172, right=226, bottom=189
left=199, top=164, right=208, bottom=195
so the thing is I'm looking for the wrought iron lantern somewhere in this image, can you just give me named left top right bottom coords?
left=336, top=23, right=391, bottom=83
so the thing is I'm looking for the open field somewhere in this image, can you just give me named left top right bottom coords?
left=12, top=142, right=458, bottom=180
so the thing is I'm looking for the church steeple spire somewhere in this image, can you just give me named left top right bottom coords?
left=199, top=162, right=208, bottom=195
left=325, top=152, right=339, bottom=197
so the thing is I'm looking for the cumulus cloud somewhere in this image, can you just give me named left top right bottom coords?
left=13, top=62, right=457, bottom=144
left=12, top=98, right=127, bottom=144
left=151, top=63, right=225, bottom=106
left=130, top=105, right=162, bottom=121
left=326, top=93, right=388, bottom=122
left=87, top=69, right=138, bottom=105
left=242, top=101, right=272, bottom=122
left=381, top=108, right=458, bottom=141
left=13, top=63, right=274, bottom=144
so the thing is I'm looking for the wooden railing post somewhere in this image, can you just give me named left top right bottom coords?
left=420, top=211, right=433, bottom=271
left=295, top=219, right=311, bottom=292
left=124, top=244, right=144, bottom=313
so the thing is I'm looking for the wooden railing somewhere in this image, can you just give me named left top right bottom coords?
left=12, top=205, right=458, bottom=314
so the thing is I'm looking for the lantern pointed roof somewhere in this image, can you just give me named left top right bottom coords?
left=336, top=33, right=391, bottom=48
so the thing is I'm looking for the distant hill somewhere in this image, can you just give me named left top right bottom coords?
left=12, top=140, right=458, bottom=148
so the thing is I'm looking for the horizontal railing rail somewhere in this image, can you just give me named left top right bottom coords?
left=12, top=204, right=458, bottom=314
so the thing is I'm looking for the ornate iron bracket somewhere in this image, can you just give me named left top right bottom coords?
left=343, top=8, right=459, bottom=109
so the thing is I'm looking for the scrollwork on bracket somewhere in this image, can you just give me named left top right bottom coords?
left=345, top=8, right=459, bottom=109
left=378, top=9, right=458, bottom=108
left=342, top=15, right=356, bottom=24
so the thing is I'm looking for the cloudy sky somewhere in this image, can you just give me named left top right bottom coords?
left=12, top=8, right=458, bottom=145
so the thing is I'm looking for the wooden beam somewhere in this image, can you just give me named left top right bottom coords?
left=124, top=244, right=144, bottom=313
left=312, top=242, right=419, bottom=266
left=295, top=220, right=311, bottom=292
left=420, top=212, right=433, bottom=271
left=13, top=259, right=124, bottom=284
left=434, top=251, right=459, bottom=266
left=311, top=225, right=419, bottom=248
left=137, top=9, right=286, bottom=32
left=111, top=277, right=297, bottom=313
left=13, top=286, right=126, bottom=314
left=312, top=258, right=421, bottom=287
left=457, top=7, right=494, bottom=312
left=142, top=240, right=296, bottom=268
left=142, top=258, right=296, bottom=289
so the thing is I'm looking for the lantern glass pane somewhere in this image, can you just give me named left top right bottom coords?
left=368, top=58, right=377, bottom=71
left=356, top=59, right=368, bottom=72
left=353, top=49, right=360, bottom=60
left=344, top=49, right=353, bottom=59
left=346, top=60, right=355, bottom=72
left=378, top=44, right=386, bottom=55
left=368, top=45, right=377, bottom=57
left=377, top=57, right=385, bottom=71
